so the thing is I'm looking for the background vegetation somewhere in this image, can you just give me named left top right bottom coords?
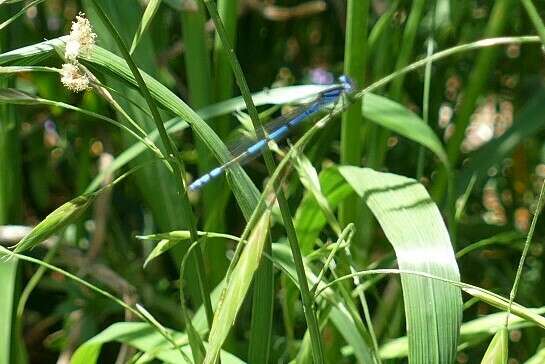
left=1, top=0, right=545, bottom=363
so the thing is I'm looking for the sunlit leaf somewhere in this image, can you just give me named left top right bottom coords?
left=204, top=210, right=271, bottom=364
left=480, top=328, right=508, bottom=364
left=337, top=166, right=462, bottom=363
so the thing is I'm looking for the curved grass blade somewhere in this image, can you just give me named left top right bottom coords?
left=480, top=328, right=508, bottom=364
left=0, top=36, right=260, bottom=217
left=129, top=0, right=162, bottom=54
left=337, top=166, right=462, bottom=364
left=138, top=230, right=242, bottom=268
left=80, top=43, right=260, bottom=218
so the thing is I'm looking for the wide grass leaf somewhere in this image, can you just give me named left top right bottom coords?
left=204, top=210, right=271, bottom=364
left=70, top=322, right=245, bottom=364
left=380, top=307, right=545, bottom=359
left=337, top=166, right=462, bottom=364
left=82, top=44, right=260, bottom=218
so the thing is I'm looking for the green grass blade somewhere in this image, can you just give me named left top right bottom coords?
left=433, top=0, right=514, bottom=197
left=129, top=0, right=162, bottom=54
left=0, top=0, right=46, bottom=31
left=295, top=167, right=353, bottom=254
left=271, top=243, right=376, bottom=363
left=13, top=193, right=96, bottom=253
left=480, top=328, right=508, bottom=364
left=506, top=180, right=545, bottom=323
left=370, top=0, right=426, bottom=169
left=139, top=231, right=242, bottom=268
left=0, top=259, right=17, bottom=364
left=339, top=0, right=369, bottom=228
left=338, top=167, right=462, bottom=363
left=526, top=346, right=545, bottom=364
left=200, top=0, right=322, bottom=361
left=380, top=306, right=545, bottom=359
left=247, top=240, right=274, bottom=363
left=522, top=0, right=545, bottom=46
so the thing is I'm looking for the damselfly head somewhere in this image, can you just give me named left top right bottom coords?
left=339, top=75, right=354, bottom=93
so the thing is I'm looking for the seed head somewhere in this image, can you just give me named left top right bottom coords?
left=60, top=63, right=90, bottom=92
left=65, top=12, right=96, bottom=62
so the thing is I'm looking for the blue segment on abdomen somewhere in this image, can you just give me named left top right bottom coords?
left=289, top=104, right=318, bottom=127
left=269, top=125, right=289, bottom=141
left=247, top=139, right=267, bottom=155
left=210, top=166, right=223, bottom=178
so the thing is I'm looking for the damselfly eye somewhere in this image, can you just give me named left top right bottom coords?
left=339, top=75, right=355, bottom=93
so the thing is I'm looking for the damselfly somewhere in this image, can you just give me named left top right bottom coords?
left=188, top=75, right=354, bottom=191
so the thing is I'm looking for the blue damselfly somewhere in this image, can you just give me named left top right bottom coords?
left=189, top=75, right=354, bottom=191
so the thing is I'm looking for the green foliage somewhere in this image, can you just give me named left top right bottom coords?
left=1, top=1, right=545, bottom=363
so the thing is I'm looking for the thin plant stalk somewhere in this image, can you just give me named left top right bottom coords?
left=506, top=180, right=545, bottom=326
left=521, top=0, right=545, bottom=47
left=199, top=0, right=325, bottom=362
left=89, top=0, right=214, bottom=331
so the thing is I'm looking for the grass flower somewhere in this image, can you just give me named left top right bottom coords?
left=60, top=63, right=90, bottom=92
left=65, top=12, right=96, bottom=62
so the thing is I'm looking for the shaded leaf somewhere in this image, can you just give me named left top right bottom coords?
left=0, top=259, right=17, bottom=364
left=362, top=93, right=449, bottom=167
